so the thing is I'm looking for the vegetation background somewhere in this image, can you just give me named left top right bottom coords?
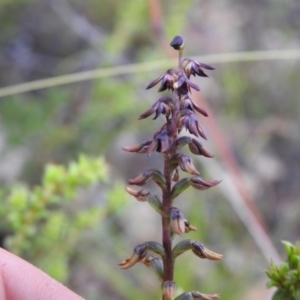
left=0, top=0, right=299, bottom=299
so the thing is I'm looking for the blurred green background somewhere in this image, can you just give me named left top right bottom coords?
left=0, top=0, right=300, bottom=299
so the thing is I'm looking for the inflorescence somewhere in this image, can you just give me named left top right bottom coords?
left=120, top=35, right=223, bottom=300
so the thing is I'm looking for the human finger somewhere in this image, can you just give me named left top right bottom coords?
left=0, top=248, right=84, bottom=300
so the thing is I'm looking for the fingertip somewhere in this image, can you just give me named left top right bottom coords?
left=0, top=248, right=84, bottom=300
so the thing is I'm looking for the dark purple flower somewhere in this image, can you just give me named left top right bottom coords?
left=177, top=109, right=207, bottom=139
left=190, top=176, right=221, bottom=190
left=122, top=139, right=153, bottom=154
left=139, top=97, right=174, bottom=120
left=173, top=75, right=200, bottom=95
left=169, top=207, right=185, bottom=235
left=146, top=69, right=179, bottom=92
left=188, top=138, right=214, bottom=158
left=177, top=153, right=200, bottom=175
left=180, top=94, right=208, bottom=117
left=183, top=58, right=214, bottom=79
left=191, top=241, right=223, bottom=260
left=147, top=129, right=173, bottom=155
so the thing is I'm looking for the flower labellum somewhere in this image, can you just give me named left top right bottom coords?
left=170, top=207, right=186, bottom=235
left=118, top=244, right=147, bottom=269
left=191, top=241, right=223, bottom=261
left=162, top=281, right=177, bottom=300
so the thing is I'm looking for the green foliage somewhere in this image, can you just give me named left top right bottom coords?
left=1, top=91, right=67, bottom=146
left=164, top=1, right=193, bottom=39
left=266, top=241, right=300, bottom=300
left=104, top=0, right=149, bottom=54
left=0, top=155, right=111, bottom=282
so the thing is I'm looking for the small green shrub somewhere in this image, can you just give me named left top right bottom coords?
left=266, top=241, right=300, bottom=300
left=0, top=155, right=109, bottom=281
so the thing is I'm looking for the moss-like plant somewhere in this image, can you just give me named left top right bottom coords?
left=120, top=36, right=223, bottom=299
left=266, top=241, right=300, bottom=300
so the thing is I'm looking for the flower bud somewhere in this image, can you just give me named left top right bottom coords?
left=125, top=187, right=149, bottom=202
left=190, top=176, right=221, bottom=191
left=191, top=241, right=223, bottom=261
left=128, top=169, right=166, bottom=190
left=170, top=207, right=186, bottom=235
left=128, top=169, right=154, bottom=186
left=162, top=281, right=177, bottom=300
left=178, top=154, right=200, bottom=175
left=122, top=139, right=152, bottom=153
left=170, top=35, right=184, bottom=50
left=189, top=139, right=214, bottom=158
left=118, top=244, right=147, bottom=269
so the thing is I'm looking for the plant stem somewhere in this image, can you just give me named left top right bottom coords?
left=162, top=156, right=174, bottom=300
left=162, top=155, right=173, bottom=273
left=162, top=92, right=181, bottom=300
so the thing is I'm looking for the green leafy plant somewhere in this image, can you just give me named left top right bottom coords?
left=0, top=155, right=110, bottom=281
left=119, top=36, right=223, bottom=300
left=266, top=241, right=300, bottom=300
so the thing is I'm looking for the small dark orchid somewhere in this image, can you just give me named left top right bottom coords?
left=118, top=244, right=147, bottom=269
left=162, top=281, right=177, bottom=299
left=180, top=94, right=208, bottom=117
left=183, top=58, right=215, bottom=79
left=173, top=75, right=200, bottom=94
left=190, top=176, right=221, bottom=191
left=188, top=138, right=214, bottom=158
left=146, top=129, right=173, bottom=156
left=139, top=96, right=174, bottom=120
left=191, top=241, right=223, bottom=260
left=169, top=207, right=186, bottom=235
left=122, top=139, right=152, bottom=154
left=177, top=153, right=200, bottom=175
left=125, top=187, right=149, bottom=202
left=146, top=69, right=179, bottom=92
left=177, top=109, right=207, bottom=139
